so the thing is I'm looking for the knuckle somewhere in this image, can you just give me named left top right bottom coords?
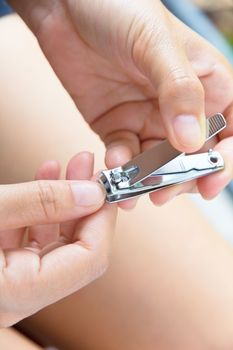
left=131, top=16, right=165, bottom=71
left=165, top=69, right=204, bottom=100
left=95, top=239, right=112, bottom=276
left=36, top=180, right=59, bottom=221
left=86, top=253, right=109, bottom=283
left=96, top=253, right=110, bottom=277
left=92, top=255, right=109, bottom=280
left=89, top=241, right=111, bottom=279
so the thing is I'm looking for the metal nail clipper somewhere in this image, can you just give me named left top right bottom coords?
left=99, top=113, right=226, bottom=203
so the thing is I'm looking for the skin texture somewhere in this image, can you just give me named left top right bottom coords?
left=8, top=0, right=233, bottom=209
left=0, top=153, right=117, bottom=327
left=1, top=15, right=233, bottom=349
left=0, top=9, right=120, bottom=326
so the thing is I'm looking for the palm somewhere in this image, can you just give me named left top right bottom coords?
left=32, top=1, right=233, bottom=203
left=36, top=5, right=232, bottom=155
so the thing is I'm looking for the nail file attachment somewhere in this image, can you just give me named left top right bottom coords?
left=99, top=113, right=226, bottom=202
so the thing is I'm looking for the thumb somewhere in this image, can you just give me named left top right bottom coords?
left=0, top=180, right=105, bottom=230
left=133, top=12, right=206, bottom=153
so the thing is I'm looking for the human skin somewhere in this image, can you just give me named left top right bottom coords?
left=2, top=15, right=233, bottom=349
left=8, top=0, right=233, bottom=208
left=0, top=328, right=42, bottom=350
left=0, top=152, right=117, bottom=328
left=0, top=16, right=118, bottom=325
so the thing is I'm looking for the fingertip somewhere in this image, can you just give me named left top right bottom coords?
left=118, top=198, right=138, bottom=210
left=66, top=152, right=94, bottom=180
left=105, top=145, right=132, bottom=168
left=158, top=66, right=206, bottom=153
left=149, top=186, right=180, bottom=206
left=70, top=181, right=105, bottom=209
left=35, top=160, right=61, bottom=180
left=171, top=114, right=206, bottom=153
left=149, top=181, right=196, bottom=206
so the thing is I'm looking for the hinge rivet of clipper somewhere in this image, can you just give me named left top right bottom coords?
left=210, top=156, right=218, bottom=164
left=208, top=149, right=218, bottom=164
left=110, top=170, right=122, bottom=184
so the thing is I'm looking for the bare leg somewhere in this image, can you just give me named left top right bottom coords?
left=2, top=14, right=233, bottom=350
left=19, top=197, right=233, bottom=350
left=0, top=14, right=103, bottom=183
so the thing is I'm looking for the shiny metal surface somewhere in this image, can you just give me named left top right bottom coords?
left=99, top=114, right=227, bottom=203
left=123, top=140, right=181, bottom=186
left=100, top=151, right=224, bottom=202
left=123, top=113, right=226, bottom=186
left=206, top=113, right=226, bottom=140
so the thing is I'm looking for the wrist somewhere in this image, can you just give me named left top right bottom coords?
left=7, top=1, right=54, bottom=34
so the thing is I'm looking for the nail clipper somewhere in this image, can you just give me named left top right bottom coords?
left=99, top=113, right=226, bottom=203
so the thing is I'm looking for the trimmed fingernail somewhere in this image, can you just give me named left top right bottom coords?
left=173, top=115, right=204, bottom=148
left=71, top=182, right=105, bottom=207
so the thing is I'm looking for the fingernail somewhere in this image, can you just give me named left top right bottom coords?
left=71, top=182, right=105, bottom=207
left=173, top=115, right=204, bottom=148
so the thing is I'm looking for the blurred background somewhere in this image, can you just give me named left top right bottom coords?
left=163, top=0, right=233, bottom=65
left=195, top=0, right=233, bottom=48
